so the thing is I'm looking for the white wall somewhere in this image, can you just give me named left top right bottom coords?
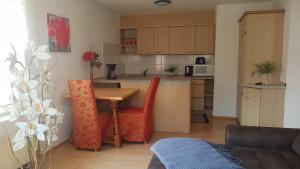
left=277, top=0, right=300, bottom=128
left=24, top=0, right=120, bottom=144
left=0, top=1, right=119, bottom=168
left=213, top=2, right=273, bottom=117
left=272, top=0, right=289, bottom=82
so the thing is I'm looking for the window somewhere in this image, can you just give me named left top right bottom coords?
left=0, top=0, right=27, bottom=121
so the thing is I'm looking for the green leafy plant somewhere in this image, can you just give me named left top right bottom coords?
left=252, top=61, right=276, bottom=77
left=164, top=65, right=178, bottom=74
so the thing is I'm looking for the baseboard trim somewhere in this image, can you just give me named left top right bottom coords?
left=211, top=115, right=238, bottom=120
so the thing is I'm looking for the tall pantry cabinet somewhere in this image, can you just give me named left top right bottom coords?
left=237, top=10, right=285, bottom=127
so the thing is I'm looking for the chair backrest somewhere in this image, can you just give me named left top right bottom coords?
left=143, top=77, right=160, bottom=114
left=68, top=80, right=101, bottom=149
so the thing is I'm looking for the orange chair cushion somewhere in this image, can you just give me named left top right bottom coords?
left=99, top=113, right=112, bottom=137
left=118, top=107, right=143, bottom=114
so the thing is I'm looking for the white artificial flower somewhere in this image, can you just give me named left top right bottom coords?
left=22, top=99, right=57, bottom=121
left=56, top=112, right=64, bottom=124
left=15, top=70, right=38, bottom=93
left=33, top=45, right=51, bottom=60
left=46, top=126, right=59, bottom=146
left=42, top=66, right=52, bottom=85
left=45, top=107, right=58, bottom=116
left=31, top=45, right=51, bottom=68
left=13, top=122, right=49, bottom=151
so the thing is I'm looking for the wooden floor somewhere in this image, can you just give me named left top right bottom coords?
left=50, top=118, right=237, bottom=169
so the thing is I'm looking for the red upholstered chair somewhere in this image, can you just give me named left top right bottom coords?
left=118, top=77, right=160, bottom=143
left=68, top=80, right=112, bottom=151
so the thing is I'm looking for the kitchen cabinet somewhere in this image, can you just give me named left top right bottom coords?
left=196, top=26, right=215, bottom=54
left=237, top=10, right=285, bottom=125
left=240, top=86, right=285, bottom=127
left=191, top=85, right=204, bottom=98
left=191, top=98, right=204, bottom=111
left=191, top=79, right=214, bottom=124
left=170, top=26, right=196, bottom=54
left=236, top=34, right=247, bottom=119
left=120, top=29, right=137, bottom=54
left=154, top=27, right=170, bottom=54
left=120, top=11, right=215, bottom=28
left=121, top=81, right=191, bottom=133
left=240, top=87, right=261, bottom=126
left=137, top=27, right=154, bottom=54
left=237, top=10, right=284, bottom=84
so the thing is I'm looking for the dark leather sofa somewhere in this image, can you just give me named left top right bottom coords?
left=148, top=125, right=300, bottom=169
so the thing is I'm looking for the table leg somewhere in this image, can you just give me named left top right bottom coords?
left=111, top=100, right=121, bottom=148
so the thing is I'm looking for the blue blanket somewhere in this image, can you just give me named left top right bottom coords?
left=151, top=138, right=245, bottom=169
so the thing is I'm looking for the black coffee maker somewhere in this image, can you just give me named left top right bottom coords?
left=106, top=64, right=117, bottom=79
left=185, top=66, right=193, bottom=76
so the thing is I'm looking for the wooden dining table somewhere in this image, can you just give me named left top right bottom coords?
left=64, top=88, right=139, bottom=148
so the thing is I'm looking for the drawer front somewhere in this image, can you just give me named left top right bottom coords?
left=191, top=98, right=204, bottom=110
left=191, top=80, right=205, bottom=85
left=191, top=85, right=204, bottom=98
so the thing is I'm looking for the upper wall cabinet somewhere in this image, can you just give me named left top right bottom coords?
left=170, top=26, right=196, bottom=55
left=154, top=27, right=170, bottom=54
left=196, top=26, right=215, bottom=55
left=120, top=11, right=215, bottom=28
left=137, top=27, right=154, bottom=54
left=122, top=11, right=216, bottom=55
left=238, top=10, right=284, bottom=84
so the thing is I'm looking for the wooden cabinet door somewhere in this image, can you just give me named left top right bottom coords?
left=191, top=98, right=204, bottom=111
left=196, top=26, right=215, bottom=54
left=191, top=85, right=204, bottom=98
left=240, top=16, right=247, bottom=35
left=238, top=34, right=247, bottom=84
left=259, top=89, right=284, bottom=127
left=154, top=27, right=170, bottom=54
left=240, top=88, right=261, bottom=126
left=244, top=13, right=284, bottom=84
left=170, top=26, right=184, bottom=54
left=137, top=27, right=154, bottom=54
left=183, top=26, right=196, bottom=54
left=170, top=26, right=196, bottom=54
left=237, top=34, right=247, bottom=122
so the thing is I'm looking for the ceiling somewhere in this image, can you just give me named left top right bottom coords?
left=94, top=0, right=271, bottom=15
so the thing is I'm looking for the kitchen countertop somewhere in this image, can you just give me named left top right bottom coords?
left=94, top=75, right=214, bottom=83
left=242, top=84, right=286, bottom=89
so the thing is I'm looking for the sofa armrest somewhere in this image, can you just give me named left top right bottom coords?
left=225, top=125, right=299, bottom=149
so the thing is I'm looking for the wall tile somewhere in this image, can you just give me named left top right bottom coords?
left=161, top=64, right=184, bottom=75
left=123, top=54, right=214, bottom=75
left=162, top=55, right=194, bottom=65
left=123, top=54, right=141, bottom=64
left=140, top=55, right=155, bottom=64
left=116, top=64, right=125, bottom=75
left=155, top=65, right=162, bottom=74
left=155, top=55, right=162, bottom=65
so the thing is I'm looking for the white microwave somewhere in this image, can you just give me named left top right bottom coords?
left=193, top=65, right=214, bottom=76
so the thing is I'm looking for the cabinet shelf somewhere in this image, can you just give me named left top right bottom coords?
left=204, top=92, right=214, bottom=97
left=121, top=37, right=137, bottom=39
left=121, top=45, right=136, bottom=47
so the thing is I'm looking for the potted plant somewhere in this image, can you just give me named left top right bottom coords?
left=252, top=61, right=276, bottom=85
left=5, top=44, right=64, bottom=169
left=164, top=65, right=178, bottom=76
left=82, top=51, right=102, bottom=80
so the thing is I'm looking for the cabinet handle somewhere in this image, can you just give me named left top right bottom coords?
left=244, top=96, right=250, bottom=99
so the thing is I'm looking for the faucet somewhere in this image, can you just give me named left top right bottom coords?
left=143, top=68, right=148, bottom=77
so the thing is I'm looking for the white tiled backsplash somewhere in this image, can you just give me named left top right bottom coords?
left=102, top=43, right=125, bottom=75
left=122, top=54, right=214, bottom=75
left=102, top=43, right=214, bottom=75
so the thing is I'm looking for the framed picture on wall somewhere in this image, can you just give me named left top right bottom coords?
left=47, top=13, right=71, bottom=52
